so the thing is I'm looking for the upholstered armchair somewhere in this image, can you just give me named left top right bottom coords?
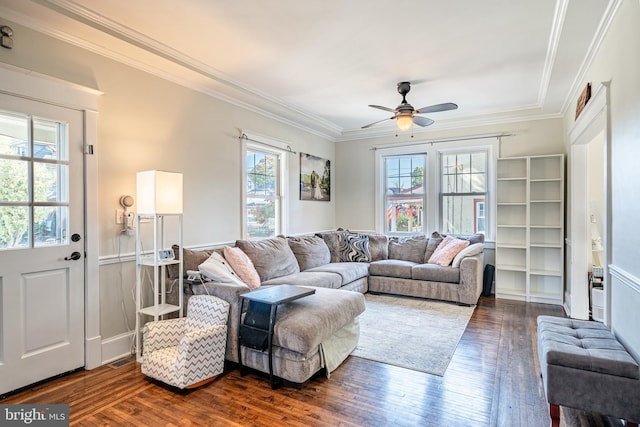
left=142, top=295, right=230, bottom=389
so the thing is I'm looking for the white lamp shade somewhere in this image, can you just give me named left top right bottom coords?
left=136, top=170, right=183, bottom=214
left=396, top=114, right=413, bottom=131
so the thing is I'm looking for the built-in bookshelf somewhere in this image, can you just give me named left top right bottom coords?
left=495, top=154, right=564, bottom=305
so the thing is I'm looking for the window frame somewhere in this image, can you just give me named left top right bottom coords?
left=438, top=149, right=489, bottom=236
left=374, top=138, right=497, bottom=241
left=241, top=133, right=289, bottom=240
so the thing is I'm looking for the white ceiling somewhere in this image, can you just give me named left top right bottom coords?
left=0, top=0, right=616, bottom=141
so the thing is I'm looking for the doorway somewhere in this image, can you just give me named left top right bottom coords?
left=0, top=94, right=85, bottom=395
left=567, top=83, right=610, bottom=322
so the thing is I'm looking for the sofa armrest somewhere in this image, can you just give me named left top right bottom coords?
left=189, top=281, right=250, bottom=363
left=458, top=253, right=484, bottom=305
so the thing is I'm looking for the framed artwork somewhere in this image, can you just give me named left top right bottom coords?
left=300, top=153, right=330, bottom=201
left=575, top=82, right=591, bottom=119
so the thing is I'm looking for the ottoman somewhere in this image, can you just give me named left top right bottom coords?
left=240, top=286, right=365, bottom=386
left=537, top=315, right=640, bottom=427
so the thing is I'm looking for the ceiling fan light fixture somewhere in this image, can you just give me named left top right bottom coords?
left=396, top=114, right=413, bottom=131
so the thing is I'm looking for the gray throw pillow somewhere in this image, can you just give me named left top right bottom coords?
left=388, top=235, right=428, bottom=263
left=367, top=233, right=389, bottom=261
left=288, top=235, right=331, bottom=271
left=424, top=231, right=444, bottom=263
left=235, top=237, right=300, bottom=282
left=338, top=234, right=371, bottom=262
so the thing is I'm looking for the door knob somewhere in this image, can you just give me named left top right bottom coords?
left=64, top=251, right=82, bottom=261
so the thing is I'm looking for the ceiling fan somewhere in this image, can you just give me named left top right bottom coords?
left=362, top=81, right=458, bottom=130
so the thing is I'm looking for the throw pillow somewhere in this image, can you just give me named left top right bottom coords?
left=287, top=235, right=331, bottom=271
left=223, top=246, right=261, bottom=289
left=424, top=231, right=444, bottom=263
left=451, top=243, right=485, bottom=268
left=388, top=235, right=428, bottom=263
left=235, top=237, right=300, bottom=282
left=316, top=230, right=349, bottom=263
left=428, top=236, right=470, bottom=267
left=198, top=252, right=246, bottom=286
left=338, top=233, right=371, bottom=262
left=367, top=233, right=389, bottom=261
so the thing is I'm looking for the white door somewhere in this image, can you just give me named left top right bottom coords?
left=0, top=94, right=85, bottom=395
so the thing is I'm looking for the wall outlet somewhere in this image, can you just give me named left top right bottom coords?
left=115, top=209, right=124, bottom=224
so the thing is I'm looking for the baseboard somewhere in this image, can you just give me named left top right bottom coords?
left=101, top=331, right=134, bottom=365
left=85, top=335, right=102, bottom=369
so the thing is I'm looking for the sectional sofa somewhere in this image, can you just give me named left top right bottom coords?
left=164, top=229, right=484, bottom=385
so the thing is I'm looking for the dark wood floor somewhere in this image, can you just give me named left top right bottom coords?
left=1, top=297, right=626, bottom=426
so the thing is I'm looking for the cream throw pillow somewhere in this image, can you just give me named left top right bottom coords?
left=198, top=252, right=246, bottom=287
left=451, top=243, right=484, bottom=268
left=428, top=236, right=470, bottom=266
left=223, top=246, right=261, bottom=290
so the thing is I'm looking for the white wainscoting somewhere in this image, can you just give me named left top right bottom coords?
left=608, top=264, right=640, bottom=361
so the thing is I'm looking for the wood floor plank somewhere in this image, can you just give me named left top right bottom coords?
left=0, top=297, right=627, bottom=426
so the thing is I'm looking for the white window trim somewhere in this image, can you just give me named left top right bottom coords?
left=375, top=138, right=497, bottom=240
left=240, top=131, right=289, bottom=239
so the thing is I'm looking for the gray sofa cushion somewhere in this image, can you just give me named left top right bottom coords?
left=388, top=235, right=428, bottom=263
left=306, top=262, right=369, bottom=285
left=272, top=287, right=365, bottom=354
left=288, top=235, right=331, bottom=271
left=452, top=233, right=485, bottom=244
left=369, top=259, right=416, bottom=279
left=262, top=271, right=342, bottom=289
left=412, top=263, right=460, bottom=284
left=235, top=237, right=300, bottom=282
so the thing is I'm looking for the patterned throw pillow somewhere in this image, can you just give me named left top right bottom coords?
left=427, top=236, right=470, bottom=267
left=223, top=246, right=261, bottom=289
left=338, top=234, right=371, bottom=262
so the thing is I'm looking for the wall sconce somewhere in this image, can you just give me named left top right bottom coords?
left=136, top=170, right=183, bottom=215
left=0, top=25, right=13, bottom=49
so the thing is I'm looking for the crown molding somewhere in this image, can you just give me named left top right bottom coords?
left=560, top=0, right=622, bottom=116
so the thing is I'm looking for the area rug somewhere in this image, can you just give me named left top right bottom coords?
left=351, top=294, right=474, bottom=376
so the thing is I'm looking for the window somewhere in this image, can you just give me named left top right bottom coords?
left=440, top=151, right=487, bottom=235
left=243, top=142, right=285, bottom=240
left=375, top=138, right=496, bottom=240
left=0, top=111, right=69, bottom=249
left=383, top=154, right=426, bottom=233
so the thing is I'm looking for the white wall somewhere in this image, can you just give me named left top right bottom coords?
left=0, top=21, right=335, bottom=343
left=563, top=0, right=640, bottom=359
left=335, top=118, right=566, bottom=231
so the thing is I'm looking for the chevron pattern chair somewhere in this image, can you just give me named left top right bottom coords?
left=142, top=295, right=230, bottom=389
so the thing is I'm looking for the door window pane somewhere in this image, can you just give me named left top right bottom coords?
left=0, top=113, right=69, bottom=249
left=0, top=158, right=28, bottom=202
left=34, top=206, right=68, bottom=247
left=34, top=163, right=68, bottom=203
left=0, top=112, right=29, bottom=156
left=0, top=206, right=29, bottom=249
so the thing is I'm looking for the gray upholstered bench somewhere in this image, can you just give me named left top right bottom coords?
left=537, top=316, right=640, bottom=427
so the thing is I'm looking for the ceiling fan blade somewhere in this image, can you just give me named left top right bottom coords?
left=361, top=116, right=396, bottom=129
left=368, top=104, right=396, bottom=113
left=415, top=102, right=458, bottom=114
left=412, top=116, right=435, bottom=127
